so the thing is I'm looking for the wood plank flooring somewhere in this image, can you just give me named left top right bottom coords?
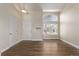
left=1, top=39, right=79, bottom=56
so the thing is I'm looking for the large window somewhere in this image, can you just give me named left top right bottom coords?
left=43, top=14, right=58, bottom=35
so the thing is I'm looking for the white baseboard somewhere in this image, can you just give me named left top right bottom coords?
left=44, top=38, right=59, bottom=39
left=1, top=40, right=22, bottom=55
left=22, top=39, right=43, bottom=41
left=32, top=39, right=43, bottom=41
left=61, top=39, right=79, bottom=49
left=22, top=39, right=32, bottom=41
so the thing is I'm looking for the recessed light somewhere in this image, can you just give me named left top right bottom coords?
left=21, top=10, right=26, bottom=13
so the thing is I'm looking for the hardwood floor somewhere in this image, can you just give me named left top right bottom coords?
left=1, top=39, right=79, bottom=56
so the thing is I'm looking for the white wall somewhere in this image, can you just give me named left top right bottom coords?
left=0, top=4, right=22, bottom=54
left=31, top=11, right=43, bottom=41
left=22, top=13, right=32, bottom=40
left=22, top=8, right=43, bottom=41
left=60, top=4, right=79, bottom=49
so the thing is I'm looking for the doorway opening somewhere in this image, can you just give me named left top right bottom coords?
left=43, top=12, right=60, bottom=39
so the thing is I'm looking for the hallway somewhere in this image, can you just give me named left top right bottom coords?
left=2, top=40, right=79, bottom=56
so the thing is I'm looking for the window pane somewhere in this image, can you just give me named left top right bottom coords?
left=43, top=15, right=58, bottom=22
left=43, top=24, right=58, bottom=35
left=43, top=14, right=58, bottom=35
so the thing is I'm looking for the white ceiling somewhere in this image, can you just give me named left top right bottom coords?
left=40, top=3, right=65, bottom=12
left=14, top=3, right=65, bottom=12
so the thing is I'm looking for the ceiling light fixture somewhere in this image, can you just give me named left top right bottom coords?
left=21, top=10, right=26, bottom=13
left=43, top=9, right=60, bottom=12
